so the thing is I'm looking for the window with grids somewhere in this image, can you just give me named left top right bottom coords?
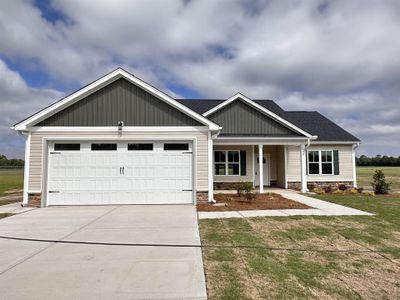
left=308, top=150, right=333, bottom=175
left=214, top=150, right=240, bottom=175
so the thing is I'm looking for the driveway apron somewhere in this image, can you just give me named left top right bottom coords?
left=0, top=205, right=207, bottom=300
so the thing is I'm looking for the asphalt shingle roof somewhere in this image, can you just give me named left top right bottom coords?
left=176, top=99, right=360, bottom=142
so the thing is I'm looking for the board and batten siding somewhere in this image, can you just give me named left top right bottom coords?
left=28, top=130, right=209, bottom=192
left=35, top=78, right=202, bottom=127
left=287, top=144, right=354, bottom=182
left=207, top=99, right=301, bottom=136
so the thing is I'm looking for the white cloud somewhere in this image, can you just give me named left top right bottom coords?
left=0, top=0, right=399, bottom=156
left=0, top=60, right=63, bottom=157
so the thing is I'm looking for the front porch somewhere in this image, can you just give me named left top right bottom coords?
left=210, top=139, right=308, bottom=195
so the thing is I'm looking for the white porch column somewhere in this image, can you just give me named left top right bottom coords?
left=352, top=144, right=358, bottom=188
left=22, top=132, right=31, bottom=206
left=284, top=146, right=288, bottom=189
left=208, top=132, right=214, bottom=202
left=300, top=144, right=307, bottom=193
left=258, top=144, right=264, bottom=193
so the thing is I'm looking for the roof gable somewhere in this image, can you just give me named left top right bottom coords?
left=34, top=78, right=202, bottom=127
left=203, top=93, right=313, bottom=137
left=13, top=68, right=219, bottom=130
left=207, top=98, right=302, bottom=137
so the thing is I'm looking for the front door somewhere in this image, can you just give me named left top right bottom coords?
left=254, top=154, right=270, bottom=186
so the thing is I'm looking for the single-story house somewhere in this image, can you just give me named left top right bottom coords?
left=13, top=68, right=360, bottom=207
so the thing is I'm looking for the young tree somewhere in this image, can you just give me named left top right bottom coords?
left=371, top=170, right=391, bottom=194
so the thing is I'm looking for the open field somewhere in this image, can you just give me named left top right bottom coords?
left=357, top=166, right=400, bottom=190
left=0, top=169, right=23, bottom=197
left=199, top=194, right=400, bottom=299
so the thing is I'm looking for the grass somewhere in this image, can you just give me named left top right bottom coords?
left=0, top=213, right=14, bottom=219
left=200, top=194, right=400, bottom=299
left=357, top=166, right=400, bottom=190
left=0, top=169, right=23, bottom=197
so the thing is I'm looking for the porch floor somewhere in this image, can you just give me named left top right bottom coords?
left=199, top=189, right=373, bottom=219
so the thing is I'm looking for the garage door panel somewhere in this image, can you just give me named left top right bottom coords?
left=47, top=141, right=193, bottom=205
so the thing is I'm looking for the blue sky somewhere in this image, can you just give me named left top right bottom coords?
left=0, top=0, right=399, bottom=158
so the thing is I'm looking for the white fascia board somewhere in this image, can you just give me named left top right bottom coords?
left=13, top=68, right=219, bottom=131
left=203, top=92, right=314, bottom=138
left=29, top=126, right=209, bottom=132
left=310, top=141, right=360, bottom=145
left=213, top=136, right=311, bottom=145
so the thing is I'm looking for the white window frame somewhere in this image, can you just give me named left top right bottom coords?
left=307, top=150, right=334, bottom=175
left=214, top=150, right=241, bottom=176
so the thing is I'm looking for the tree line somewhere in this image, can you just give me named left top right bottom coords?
left=356, top=155, right=400, bottom=166
left=0, top=154, right=24, bottom=167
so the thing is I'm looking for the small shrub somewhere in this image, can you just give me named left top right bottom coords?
left=333, top=189, right=343, bottom=194
left=323, top=185, right=332, bottom=194
left=357, top=187, right=364, bottom=194
left=236, top=183, right=244, bottom=197
left=314, top=187, right=325, bottom=195
left=371, top=170, right=391, bottom=194
left=236, top=182, right=254, bottom=198
left=350, top=188, right=358, bottom=195
left=338, top=184, right=347, bottom=191
left=242, top=182, right=255, bottom=200
left=365, top=191, right=375, bottom=196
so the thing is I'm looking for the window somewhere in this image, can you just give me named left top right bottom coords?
left=214, top=150, right=240, bottom=176
left=91, top=143, right=117, bottom=151
left=164, top=143, right=189, bottom=151
left=308, top=150, right=333, bottom=175
left=128, top=143, right=153, bottom=151
left=308, top=151, right=319, bottom=174
left=54, top=143, right=80, bottom=151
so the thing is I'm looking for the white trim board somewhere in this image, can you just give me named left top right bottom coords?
left=202, top=92, right=315, bottom=138
left=13, top=68, right=220, bottom=131
left=29, top=126, right=209, bottom=132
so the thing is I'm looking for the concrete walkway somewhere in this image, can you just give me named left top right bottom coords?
left=0, top=205, right=206, bottom=300
left=198, top=189, right=373, bottom=219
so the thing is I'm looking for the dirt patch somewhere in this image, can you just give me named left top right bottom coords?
left=197, top=193, right=310, bottom=211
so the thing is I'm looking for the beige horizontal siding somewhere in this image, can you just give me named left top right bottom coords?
left=287, top=146, right=301, bottom=182
left=307, top=144, right=353, bottom=182
left=28, top=130, right=209, bottom=192
left=287, top=144, right=354, bottom=182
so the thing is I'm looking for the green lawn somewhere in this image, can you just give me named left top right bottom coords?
left=199, top=194, right=400, bottom=299
left=0, top=169, right=24, bottom=197
left=357, top=166, right=400, bottom=190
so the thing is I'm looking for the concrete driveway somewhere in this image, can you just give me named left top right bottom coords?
left=0, top=205, right=206, bottom=300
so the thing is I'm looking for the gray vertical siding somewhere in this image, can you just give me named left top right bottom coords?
left=34, top=78, right=202, bottom=127
left=208, top=99, right=301, bottom=136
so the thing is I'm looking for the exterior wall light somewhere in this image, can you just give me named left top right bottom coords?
left=118, top=121, right=124, bottom=131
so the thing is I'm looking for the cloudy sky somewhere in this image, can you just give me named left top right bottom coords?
left=0, top=0, right=399, bottom=158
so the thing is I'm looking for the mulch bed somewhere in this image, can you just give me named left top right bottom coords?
left=197, top=193, right=310, bottom=211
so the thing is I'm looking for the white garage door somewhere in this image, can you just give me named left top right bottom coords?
left=47, top=141, right=193, bottom=205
